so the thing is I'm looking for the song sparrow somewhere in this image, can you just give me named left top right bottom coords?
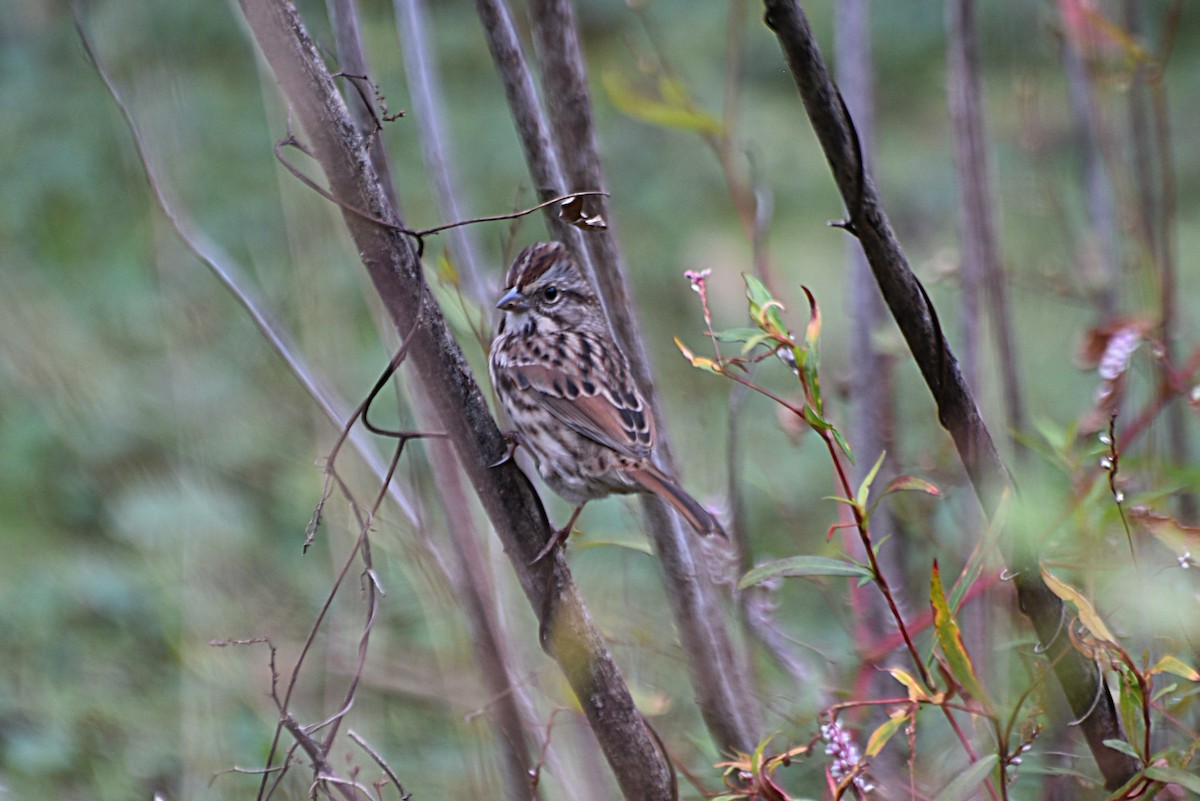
left=489, top=241, right=723, bottom=560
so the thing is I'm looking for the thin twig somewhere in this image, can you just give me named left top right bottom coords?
left=348, top=729, right=413, bottom=801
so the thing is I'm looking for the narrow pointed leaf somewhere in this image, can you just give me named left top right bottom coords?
left=932, top=755, right=998, bottom=801
left=1040, top=564, right=1118, bottom=643
left=1149, top=655, right=1200, bottom=682
left=714, top=326, right=768, bottom=344
left=572, top=539, right=654, bottom=555
left=738, top=556, right=872, bottom=589
left=602, top=70, right=723, bottom=134
left=1116, top=669, right=1142, bottom=747
left=675, top=337, right=721, bottom=374
left=801, top=285, right=821, bottom=349
left=832, top=427, right=854, bottom=462
left=881, top=475, right=940, bottom=497
left=744, top=273, right=774, bottom=308
left=931, top=561, right=990, bottom=711
left=1143, top=766, right=1200, bottom=793
left=436, top=249, right=459, bottom=285
left=800, top=287, right=823, bottom=411
left=886, top=668, right=929, bottom=702
left=1101, top=738, right=1142, bottom=761
left=855, top=451, right=887, bottom=509
left=865, top=710, right=908, bottom=758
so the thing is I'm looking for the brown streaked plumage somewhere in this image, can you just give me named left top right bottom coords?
left=489, top=241, right=722, bottom=559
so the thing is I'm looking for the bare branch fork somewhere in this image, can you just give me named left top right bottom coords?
left=235, top=2, right=677, bottom=799
left=274, top=132, right=607, bottom=257
left=760, top=0, right=1140, bottom=790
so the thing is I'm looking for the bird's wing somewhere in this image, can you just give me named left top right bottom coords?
left=502, top=337, right=654, bottom=461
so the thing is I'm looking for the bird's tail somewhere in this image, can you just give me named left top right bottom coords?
left=630, top=464, right=724, bottom=538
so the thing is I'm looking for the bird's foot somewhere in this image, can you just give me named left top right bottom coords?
left=529, top=505, right=585, bottom=565
left=490, top=430, right=526, bottom=467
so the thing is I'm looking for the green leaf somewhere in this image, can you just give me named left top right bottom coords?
left=571, top=539, right=654, bottom=555
left=855, top=451, right=887, bottom=509
left=1015, top=765, right=1097, bottom=782
left=744, top=273, right=773, bottom=308
left=712, top=326, right=772, bottom=355
left=738, top=556, right=872, bottom=590
left=802, top=403, right=832, bottom=431
left=1101, top=738, right=1142, bottom=761
left=713, top=327, right=767, bottom=343
left=1151, top=682, right=1179, bottom=702
left=1116, top=669, right=1144, bottom=752
left=602, top=70, right=723, bottom=134
left=932, top=754, right=999, bottom=801
left=1143, top=766, right=1200, bottom=794
left=931, top=561, right=991, bottom=712
left=743, top=274, right=786, bottom=336
left=832, top=427, right=854, bottom=462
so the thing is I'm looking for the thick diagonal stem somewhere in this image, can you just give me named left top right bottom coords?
left=761, top=0, right=1139, bottom=790
left=237, top=3, right=673, bottom=798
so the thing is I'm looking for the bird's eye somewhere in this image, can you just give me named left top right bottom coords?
left=543, top=285, right=560, bottom=303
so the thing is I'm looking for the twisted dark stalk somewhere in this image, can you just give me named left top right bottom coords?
left=236, top=3, right=674, bottom=798
left=760, top=0, right=1140, bottom=790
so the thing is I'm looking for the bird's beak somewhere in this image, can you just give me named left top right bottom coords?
left=496, top=287, right=528, bottom=311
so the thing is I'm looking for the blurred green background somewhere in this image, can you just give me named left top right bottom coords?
left=1, top=0, right=1198, bottom=798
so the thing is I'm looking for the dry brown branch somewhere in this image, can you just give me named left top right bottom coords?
left=235, top=2, right=675, bottom=798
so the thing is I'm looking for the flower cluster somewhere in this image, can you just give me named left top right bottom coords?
left=821, top=720, right=874, bottom=794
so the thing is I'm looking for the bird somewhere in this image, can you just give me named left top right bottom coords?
left=488, top=241, right=723, bottom=562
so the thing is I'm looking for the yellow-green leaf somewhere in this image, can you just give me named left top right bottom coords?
left=886, top=668, right=929, bottom=703
left=931, top=561, right=990, bottom=711
left=865, top=710, right=908, bottom=758
left=602, top=70, right=722, bottom=134
left=674, top=337, right=719, bottom=373
left=1039, top=564, right=1117, bottom=644
left=1148, top=655, right=1200, bottom=682
left=436, top=249, right=458, bottom=285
